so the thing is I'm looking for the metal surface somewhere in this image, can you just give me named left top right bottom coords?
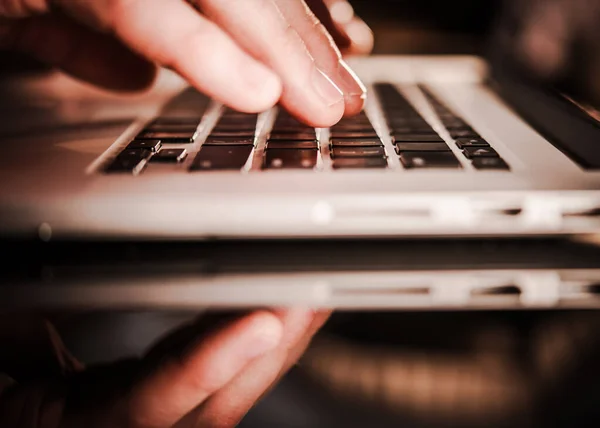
left=1, top=56, right=600, bottom=239
left=3, top=238, right=600, bottom=310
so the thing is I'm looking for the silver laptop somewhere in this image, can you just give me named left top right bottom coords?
left=1, top=1, right=600, bottom=241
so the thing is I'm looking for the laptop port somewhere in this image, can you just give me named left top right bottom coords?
left=471, top=285, right=522, bottom=297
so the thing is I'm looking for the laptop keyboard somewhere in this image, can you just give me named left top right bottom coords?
left=104, top=85, right=510, bottom=174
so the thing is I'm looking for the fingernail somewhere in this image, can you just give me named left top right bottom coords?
left=312, top=67, right=344, bottom=107
left=338, top=60, right=367, bottom=98
left=245, top=315, right=283, bottom=358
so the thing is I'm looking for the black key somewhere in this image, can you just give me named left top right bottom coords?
left=264, top=149, right=318, bottom=169
left=450, top=129, right=480, bottom=139
left=151, top=148, right=187, bottom=163
left=387, top=117, right=429, bottom=126
left=390, top=126, right=436, bottom=135
left=472, top=157, right=510, bottom=170
left=203, top=137, right=254, bottom=146
left=106, top=149, right=150, bottom=174
left=392, top=134, right=444, bottom=143
left=334, top=120, right=373, bottom=128
left=400, top=152, right=461, bottom=169
left=446, top=126, right=476, bottom=133
left=214, top=121, right=256, bottom=130
left=218, top=114, right=258, bottom=122
left=137, top=130, right=196, bottom=143
left=209, top=130, right=256, bottom=138
left=190, top=145, right=253, bottom=171
left=159, top=88, right=209, bottom=119
left=151, top=117, right=201, bottom=126
left=212, top=123, right=253, bottom=131
left=330, top=138, right=383, bottom=147
left=330, top=124, right=377, bottom=132
left=332, top=157, right=388, bottom=169
left=127, top=139, right=162, bottom=152
left=395, top=143, right=450, bottom=153
left=441, top=119, right=469, bottom=128
left=145, top=123, right=199, bottom=133
left=269, top=132, right=316, bottom=141
left=463, top=147, right=499, bottom=159
left=274, top=117, right=305, bottom=127
left=455, top=138, right=490, bottom=149
left=271, top=125, right=314, bottom=134
left=267, top=140, right=318, bottom=150
left=330, top=130, right=378, bottom=139
left=118, top=148, right=153, bottom=159
left=331, top=146, right=386, bottom=158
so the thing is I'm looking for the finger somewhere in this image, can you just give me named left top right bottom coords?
left=126, top=311, right=282, bottom=428
left=54, top=0, right=282, bottom=112
left=275, top=0, right=366, bottom=116
left=0, top=14, right=156, bottom=91
left=195, top=0, right=345, bottom=127
left=318, top=0, right=374, bottom=55
left=305, top=0, right=352, bottom=51
left=180, top=309, right=329, bottom=427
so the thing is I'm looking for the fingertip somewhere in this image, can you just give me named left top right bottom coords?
left=342, top=93, right=366, bottom=117
left=243, top=311, right=284, bottom=358
left=343, top=19, right=375, bottom=55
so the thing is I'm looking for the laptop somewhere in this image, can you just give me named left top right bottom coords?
left=0, top=0, right=599, bottom=241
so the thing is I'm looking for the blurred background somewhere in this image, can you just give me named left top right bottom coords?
left=352, top=0, right=499, bottom=55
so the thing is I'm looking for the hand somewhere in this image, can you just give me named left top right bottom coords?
left=0, top=309, right=330, bottom=428
left=0, top=0, right=373, bottom=127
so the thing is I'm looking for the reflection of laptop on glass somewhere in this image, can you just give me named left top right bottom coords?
left=1, top=0, right=599, bottom=240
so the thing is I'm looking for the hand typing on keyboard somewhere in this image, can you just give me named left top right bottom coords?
left=0, top=0, right=372, bottom=127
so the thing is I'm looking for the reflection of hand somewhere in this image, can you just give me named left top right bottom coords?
left=0, top=0, right=373, bottom=126
left=0, top=309, right=330, bottom=427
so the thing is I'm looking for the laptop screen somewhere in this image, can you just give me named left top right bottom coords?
left=491, top=0, right=600, bottom=168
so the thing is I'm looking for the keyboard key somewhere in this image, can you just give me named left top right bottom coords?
left=151, top=118, right=200, bottom=126
left=151, top=148, right=187, bottom=163
left=203, top=137, right=254, bottom=146
left=330, top=130, right=378, bottom=139
left=395, top=143, right=450, bottom=153
left=332, top=157, right=388, bottom=169
left=211, top=123, right=256, bottom=132
left=106, top=149, right=151, bottom=174
left=463, top=147, right=499, bottom=159
left=159, top=88, right=210, bottom=119
left=145, top=123, right=199, bottom=133
left=330, top=124, right=376, bottom=132
left=390, top=125, right=436, bottom=135
left=442, top=119, right=469, bottom=128
left=455, top=138, right=490, bottom=149
left=264, top=149, right=318, bottom=169
left=190, top=145, right=253, bottom=171
left=330, top=138, right=383, bottom=147
left=137, top=130, right=196, bottom=143
left=126, top=139, right=162, bottom=152
left=269, top=132, right=317, bottom=141
left=472, top=157, right=510, bottom=170
left=267, top=140, right=318, bottom=150
left=331, top=146, right=386, bottom=158
left=450, top=129, right=480, bottom=139
left=209, top=130, right=256, bottom=138
left=400, top=152, right=461, bottom=169
left=392, top=134, right=444, bottom=143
